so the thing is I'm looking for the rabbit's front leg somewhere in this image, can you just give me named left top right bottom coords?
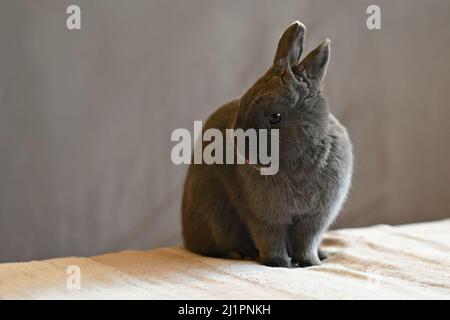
left=246, top=219, right=290, bottom=268
left=290, top=213, right=329, bottom=267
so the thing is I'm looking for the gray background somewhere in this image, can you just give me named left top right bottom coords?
left=1, top=0, right=449, bottom=263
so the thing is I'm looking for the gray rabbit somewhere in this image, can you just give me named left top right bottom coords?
left=182, top=21, right=353, bottom=267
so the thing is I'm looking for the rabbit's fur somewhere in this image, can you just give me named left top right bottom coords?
left=182, top=21, right=353, bottom=267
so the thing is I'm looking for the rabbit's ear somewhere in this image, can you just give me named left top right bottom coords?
left=273, top=21, right=305, bottom=68
left=296, top=39, right=330, bottom=84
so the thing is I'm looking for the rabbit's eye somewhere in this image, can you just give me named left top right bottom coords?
left=269, top=113, right=283, bottom=125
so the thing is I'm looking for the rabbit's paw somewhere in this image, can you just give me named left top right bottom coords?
left=318, top=249, right=329, bottom=261
left=240, top=246, right=259, bottom=261
left=292, top=254, right=321, bottom=268
left=261, top=256, right=291, bottom=268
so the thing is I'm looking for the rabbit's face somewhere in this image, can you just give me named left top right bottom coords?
left=235, top=22, right=331, bottom=167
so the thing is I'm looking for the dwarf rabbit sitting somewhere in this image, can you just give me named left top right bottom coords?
left=182, top=21, right=353, bottom=267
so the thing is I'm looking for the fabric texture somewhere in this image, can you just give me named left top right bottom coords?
left=0, top=219, right=449, bottom=299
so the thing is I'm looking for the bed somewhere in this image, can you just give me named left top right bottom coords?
left=1, top=219, right=449, bottom=299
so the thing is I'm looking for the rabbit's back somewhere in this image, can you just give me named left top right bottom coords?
left=182, top=100, right=258, bottom=258
left=203, top=100, right=239, bottom=131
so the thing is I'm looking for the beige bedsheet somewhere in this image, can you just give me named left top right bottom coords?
left=1, top=219, right=449, bottom=299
